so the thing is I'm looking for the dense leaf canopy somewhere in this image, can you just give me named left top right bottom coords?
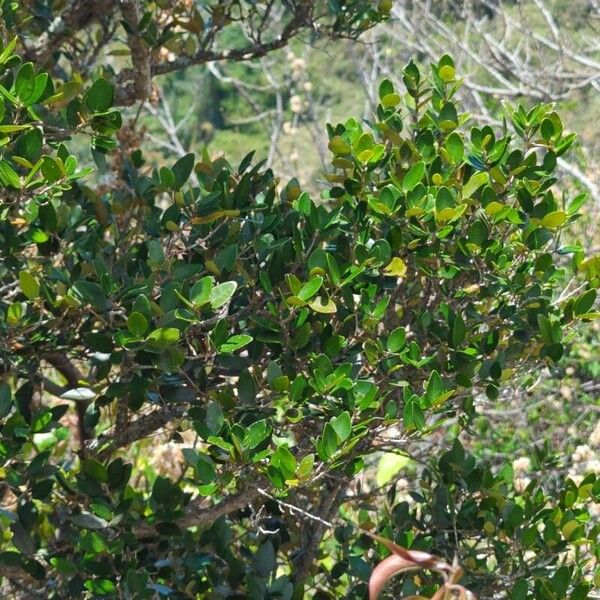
left=0, top=6, right=599, bottom=599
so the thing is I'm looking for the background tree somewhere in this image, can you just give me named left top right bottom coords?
left=1, top=2, right=600, bottom=600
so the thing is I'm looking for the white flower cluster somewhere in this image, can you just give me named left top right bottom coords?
left=289, top=94, right=304, bottom=114
left=287, top=51, right=307, bottom=81
left=512, top=456, right=531, bottom=492
left=512, top=421, right=600, bottom=490
left=285, top=50, right=311, bottom=114
left=158, top=47, right=177, bottom=63
left=150, top=441, right=185, bottom=479
left=568, top=442, right=600, bottom=485
left=282, top=121, right=298, bottom=136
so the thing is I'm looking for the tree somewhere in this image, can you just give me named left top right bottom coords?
left=0, top=6, right=599, bottom=599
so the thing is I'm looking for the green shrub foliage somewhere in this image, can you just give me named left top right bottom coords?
left=0, top=35, right=599, bottom=599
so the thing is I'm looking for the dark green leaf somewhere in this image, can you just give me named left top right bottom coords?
left=171, top=153, right=195, bottom=188
left=84, top=78, right=114, bottom=112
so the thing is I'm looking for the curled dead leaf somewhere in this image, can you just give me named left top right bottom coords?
left=366, top=532, right=475, bottom=600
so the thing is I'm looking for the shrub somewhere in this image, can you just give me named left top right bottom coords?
left=0, top=34, right=599, bottom=599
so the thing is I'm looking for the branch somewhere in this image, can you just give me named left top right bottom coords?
left=148, top=3, right=313, bottom=77
left=135, top=477, right=266, bottom=536
left=557, top=157, right=600, bottom=206
left=41, top=377, right=67, bottom=398
left=43, top=352, right=84, bottom=389
left=24, top=0, right=114, bottom=65
left=116, top=0, right=152, bottom=105
left=0, top=564, right=44, bottom=596
left=291, top=481, right=344, bottom=584
left=144, top=91, right=200, bottom=186
left=43, top=351, right=88, bottom=453
left=86, top=402, right=187, bottom=460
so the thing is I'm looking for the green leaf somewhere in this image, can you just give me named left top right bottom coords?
left=9, top=522, right=35, bottom=556
left=386, top=327, right=406, bottom=352
left=383, top=257, right=407, bottom=277
left=26, top=73, right=48, bottom=106
left=151, top=476, right=176, bottom=504
left=61, top=388, right=95, bottom=401
left=50, top=557, right=78, bottom=576
left=404, top=397, right=425, bottom=430
left=84, top=78, right=114, bottom=112
left=271, top=445, right=296, bottom=480
left=71, top=512, right=109, bottom=530
left=218, top=334, right=253, bottom=353
left=297, top=454, right=315, bottom=478
left=0, top=124, right=31, bottom=133
left=462, top=172, right=489, bottom=198
left=567, top=192, right=588, bottom=215
left=574, top=289, right=596, bottom=315
left=40, top=156, right=64, bottom=182
left=376, top=452, right=409, bottom=487
left=14, top=128, right=43, bottom=162
left=402, top=161, right=425, bottom=192
left=19, top=271, right=40, bottom=299
left=159, top=166, right=175, bottom=188
left=543, top=342, right=564, bottom=362
left=425, top=371, right=444, bottom=404
left=145, top=328, right=180, bottom=351
left=378, top=78, right=394, bottom=100
left=171, top=153, right=195, bottom=188
left=439, top=64, right=455, bottom=82
left=196, top=455, right=216, bottom=484
left=43, top=80, right=82, bottom=108
left=0, top=159, right=21, bottom=188
left=445, top=132, right=464, bottom=163
left=209, top=281, right=237, bottom=309
left=190, top=276, right=213, bottom=306
left=541, top=210, right=567, bottom=228
left=243, top=420, right=271, bottom=450
left=0, top=37, right=17, bottom=66
left=238, top=370, right=256, bottom=403
left=84, top=580, right=116, bottom=595
left=511, top=579, right=528, bottom=600
left=298, top=276, right=323, bottom=302
left=537, top=314, right=553, bottom=345
left=330, top=411, right=352, bottom=443
left=320, top=423, right=338, bottom=459
left=253, top=541, right=276, bottom=577
left=451, top=313, right=466, bottom=348
left=206, top=401, right=224, bottom=434
left=541, top=118, right=555, bottom=141
left=83, top=458, right=108, bottom=483
left=146, top=240, right=164, bottom=267
left=403, top=60, right=420, bottom=92
left=14, top=62, right=35, bottom=103
left=71, top=281, right=109, bottom=311
left=308, top=297, right=337, bottom=314
left=126, top=312, right=148, bottom=337
left=328, top=136, right=351, bottom=155
left=381, top=93, right=401, bottom=108
left=0, top=383, right=12, bottom=418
